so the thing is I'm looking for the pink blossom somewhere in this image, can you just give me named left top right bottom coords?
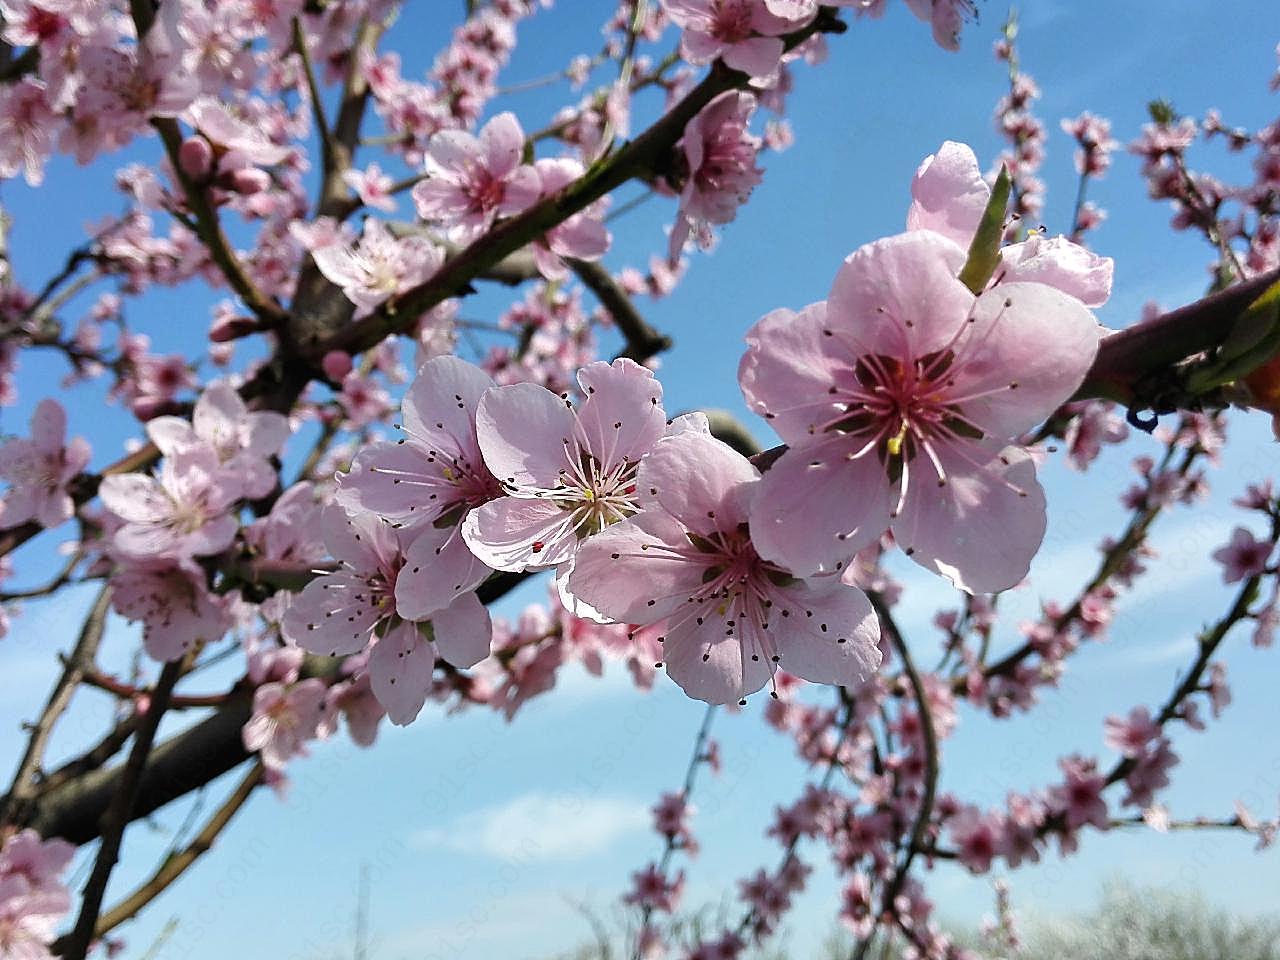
left=342, top=162, right=398, bottom=212
left=1062, top=400, right=1128, bottom=470
left=741, top=231, right=1100, bottom=592
left=312, top=219, right=444, bottom=318
left=189, top=97, right=290, bottom=167
left=903, top=0, right=976, bottom=50
left=662, top=0, right=800, bottom=83
left=1050, top=755, right=1109, bottom=831
left=325, top=673, right=385, bottom=747
left=1206, top=662, right=1231, bottom=717
left=1211, top=526, right=1273, bottom=583
left=529, top=157, right=610, bottom=281
left=411, top=111, right=540, bottom=240
left=0, top=875, right=69, bottom=960
left=281, top=506, right=491, bottom=725
left=242, top=678, right=329, bottom=772
left=146, top=381, right=289, bottom=499
left=111, top=559, right=230, bottom=661
left=623, top=863, right=684, bottom=913
left=99, top=446, right=242, bottom=560
left=0, top=78, right=56, bottom=186
left=0, top=399, right=90, bottom=530
left=463, top=358, right=667, bottom=592
left=1103, top=706, right=1160, bottom=759
left=949, top=806, right=1004, bottom=873
left=669, top=90, right=762, bottom=259
left=568, top=428, right=880, bottom=703
left=0, top=831, right=73, bottom=893
left=337, top=356, right=501, bottom=619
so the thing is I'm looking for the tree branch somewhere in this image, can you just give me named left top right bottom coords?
left=0, top=587, right=111, bottom=829
left=60, top=658, right=185, bottom=960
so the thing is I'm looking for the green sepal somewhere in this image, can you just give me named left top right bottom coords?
left=957, top=165, right=1012, bottom=295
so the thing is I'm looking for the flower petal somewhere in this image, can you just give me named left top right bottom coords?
left=739, top=301, right=843, bottom=445
left=894, top=445, right=1047, bottom=594
left=431, top=590, right=492, bottom=668
left=749, top=437, right=893, bottom=577
left=772, top=580, right=881, bottom=687
left=947, top=281, right=1102, bottom=439
left=476, top=381, right=576, bottom=488
left=462, top=496, right=578, bottom=571
left=367, top=620, right=436, bottom=726
left=906, top=141, right=991, bottom=249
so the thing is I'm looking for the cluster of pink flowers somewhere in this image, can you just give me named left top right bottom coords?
left=0, top=829, right=73, bottom=960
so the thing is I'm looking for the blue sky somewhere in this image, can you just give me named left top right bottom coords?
left=2, top=1, right=1279, bottom=958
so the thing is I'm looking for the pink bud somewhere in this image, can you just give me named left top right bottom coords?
left=178, top=136, right=213, bottom=179
left=227, top=167, right=270, bottom=195
left=322, top=350, right=353, bottom=381
left=209, top=313, right=261, bottom=342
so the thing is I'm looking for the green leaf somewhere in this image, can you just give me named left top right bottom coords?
left=957, top=165, right=1012, bottom=295
left=1185, top=277, right=1280, bottom=394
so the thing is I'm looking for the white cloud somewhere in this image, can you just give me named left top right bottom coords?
left=411, top=792, right=649, bottom=862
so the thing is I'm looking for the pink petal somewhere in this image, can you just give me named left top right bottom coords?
left=568, top=510, right=707, bottom=624
left=337, top=441, right=443, bottom=523
left=479, top=112, right=526, bottom=179
left=906, top=141, right=990, bottom=249
left=679, top=30, right=724, bottom=67
left=739, top=301, right=843, bottom=445
left=321, top=504, right=399, bottom=573
left=946, top=281, right=1102, bottom=439
left=462, top=496, right=578, bottom=571
left=574, top=358, right=666, bottom=467
left=894, top=445, right=1046, bottom=594
left=997, top=235, right=1114, bottom=307
left=412, top=178, right=471, bottom=221
left=367, top=620, right=436, bottom=726
left=638, top=429, right=756, bottom=533
left=426, top=129, right=481, bottom=177
left=722, top=37, right=785, bottom=80
left=550, top=214, right=610, bottom=260
left=401, top=355, right=494, bottom=451
left=31, top=398, right=66, bottom=455
left=180, top=513, right=239, bottom=556
left=663, top=615, right=773, bottom=704
left=282, top=571, right=382, bottom=656
left=146, top=417, right=196, bottom=457
left=244, top=410, right=291, bottom=458
left=532, top=242, right=569, bottom=282
left=773, top=580, right=880, bottom=687
left=498, top=164, right=542, bottom=216
left=749, top=437, right=893, bottom=577
left=476, top=381, right=575, bottom=488
left=98, top=474, right=172, bottom=523
left=826, top=231, right=971, bottom=361
left=193, top=381, right=246, bottom=448
left=430, top=590, right=492, bottom=668
left=554, top=560, right=614, bottom=624
left=394, top=524, right=490, bottom=620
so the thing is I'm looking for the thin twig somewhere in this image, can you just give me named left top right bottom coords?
left=90, top=763, right=263, bottom=940
left=60, top=658, right=186, bottom=960
left=0, top=586, right=111, bottom=829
